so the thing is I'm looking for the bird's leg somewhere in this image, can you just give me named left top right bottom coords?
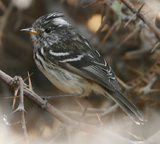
left=41, top=100, right=48, bottom=109
left=81, top=92, right=93, bottom=121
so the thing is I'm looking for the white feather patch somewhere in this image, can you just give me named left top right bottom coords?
left=60, top=55, right=84, bottom=62
left=49, top=50, right=69, bottom=56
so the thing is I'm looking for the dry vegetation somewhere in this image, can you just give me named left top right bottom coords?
left=0, top=0, right=160, bottom=143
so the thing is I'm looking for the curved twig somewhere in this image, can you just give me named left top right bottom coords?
left=121, top=0, right=160, bottom=41
left=0, top=69, right=145, bottom=144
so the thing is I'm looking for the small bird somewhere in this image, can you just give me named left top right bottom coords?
left=21, top=12, right=146, bottom=125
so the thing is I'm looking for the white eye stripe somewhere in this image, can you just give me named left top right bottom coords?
left=59, top=55, right=84, bottom=62
left=53, top=18, right=69, bottom=26
left=49, top=50, right=70, bottom=56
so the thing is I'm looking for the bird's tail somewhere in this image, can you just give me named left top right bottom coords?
left=105, top=90, right=147, bottom=125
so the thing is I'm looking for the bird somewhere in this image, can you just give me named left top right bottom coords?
left=21, top=12, right=146, bottom=125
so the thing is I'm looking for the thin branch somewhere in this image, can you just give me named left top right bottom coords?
left=0, top=70, right=77, bottom=125
left=121, top=0, right=160, bottom=41
left=124, top=13, right=137, bottom=27
left=127, top=58, right=160, bottom=89
left=0, top=69, right=146, bottom=143
left=0, top=1, right=14, bottom=46
left=12, top=89, right=18, bottom=109
left=117, top=25, right=141, bottom=48
left=12, top=76, right=29, bottom=144
left=96, top=113, right=103, bottom=125
left=99, top=104, right=118, bottom=117
left=19, top=77, right=29, bottom=144
left=151, top=41, right=160, bottom=53
left=139, top=75, right=157, bottom=95
left=97, top=21, right=117, bottom=50
left=27, top=72, right=33, bottom=91
left=83, top=0, right=103, bottom=8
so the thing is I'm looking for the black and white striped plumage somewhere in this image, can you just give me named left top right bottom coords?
left=21, top=12, right=146, bottom=125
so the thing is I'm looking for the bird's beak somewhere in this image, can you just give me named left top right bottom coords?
left=21, top=28, right=41, bottom=35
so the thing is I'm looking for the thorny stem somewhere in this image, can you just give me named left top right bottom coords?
left=0, top=69, right=146, bottom=144
left=18, top=77, right=29, bottom=144
left=121, top=0, right=160, bottom=41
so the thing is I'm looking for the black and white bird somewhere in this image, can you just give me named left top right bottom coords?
left=21, top=12, right=146, bottom=125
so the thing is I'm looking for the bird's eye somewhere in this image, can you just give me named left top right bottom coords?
left=45, top=28, right=51, bottom=33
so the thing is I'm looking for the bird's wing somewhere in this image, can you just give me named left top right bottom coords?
left=44, top=36, right=147, bottom=124
left=45, top=35, right=121, bottom=92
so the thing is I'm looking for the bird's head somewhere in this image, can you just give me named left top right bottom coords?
left=21, top=12, right=75, bottom=47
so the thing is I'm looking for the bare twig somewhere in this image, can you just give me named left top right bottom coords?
left=117, top=25, right=141, bottom=48
left=126, top=131, right=144, bottom=141
left=81, top=97, right=90, bottom=119
left=0, top=69, right=146, bottom=144
left=75, top=100, right=84, bottom=112
left=98, top=21, right=117, bottom=50
left=121, top=0, right=160, bottom=41
left=12, top=89, right=18, bottom=109
left=0, top=1, right=14, bottom=46
left=83, top=0, right=103, bottom=8
left=117, top=77, right=133, bottom=91
left=127, top=58, right=160, bottom=90
left=124, top=3, right=145, bottom=27
left=139, top=75, right=157, bottom=95
left=12, top=76, right=29, bottom=144
left=128, top=66, right=144, bottom=76
left=124, top=13, right=137, bottom=27
left=96, top=113, right=103, bottom=125
left=151, top=41, right=160, bottom=53
left=27, top=72, right=33, bottom=91
left=99, top=104, right=118, bottom=117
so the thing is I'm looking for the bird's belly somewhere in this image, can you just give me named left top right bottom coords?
left=44, top=68, right=85, bottom=94
left=36, top=62, right=89, bottom=95
left=35, top=59, right=106, bottom=97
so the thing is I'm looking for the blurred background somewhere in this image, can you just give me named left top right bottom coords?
left=0, top=0, right=160, bottom=143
